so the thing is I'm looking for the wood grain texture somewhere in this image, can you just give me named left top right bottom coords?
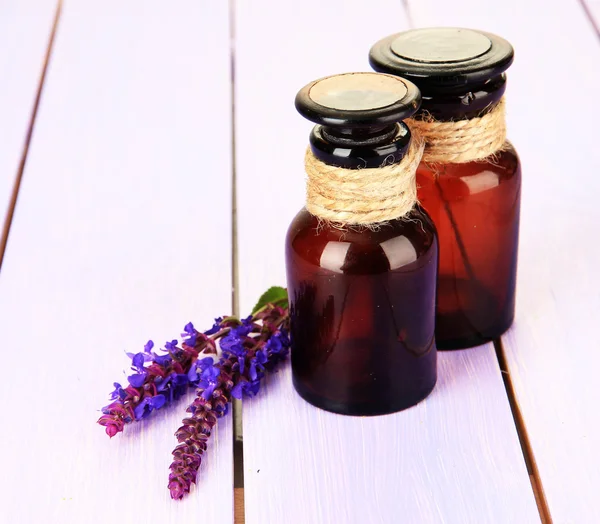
left=0, top=1, right=234, bottom=523
left=407, top=0, right=600, bottom=521
left=0, top=0, right=57, bottom=240
left=235, top=1, right=538, bottom=522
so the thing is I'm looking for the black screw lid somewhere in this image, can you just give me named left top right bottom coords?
left=295, top=72, right=421, bottom=129
left=369, top=28, right=514, bottom=91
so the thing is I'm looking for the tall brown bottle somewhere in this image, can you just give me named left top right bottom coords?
left=370, top=28, right=520, bottom=350
left=286, top=73, right=438, bottom=415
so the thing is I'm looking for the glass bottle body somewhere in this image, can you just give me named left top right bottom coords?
left=285, top=206, right=438, bottom=415
left=417, top=143, right=521, bottom=349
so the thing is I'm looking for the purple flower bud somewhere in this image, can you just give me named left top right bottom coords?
left=128, top=372, right=147, bottom=388
left=144, top=340, right=154, bottom=353
left=165, top=340, right=179, bottom=352
left=150, top=394, right=166, bottom=410
left=200, top=384, right=216, bottom=400
left=109, top=382, right=126, bottom=401
left=200, top=364, right=220, bottom=382
left=181, top=323, right=198, bottom=347
left=132, top=352, right=146, bottom=369
left=104, top=422, right=120, bottom=438
left=133, top=398, right=151, bottom=419
left=187, top=366, right=199, bottom=384
left=172, top=374, right=189, bottom=387
left=188, top=357, right=215, bottom=384
left=231, top=383, right=243, bottom=400
left=246, top=380, right=261, bottom=397
left=220, top=324, right=252, bottom=353
left=254, top=350, right=268, bottom=365
left=203, top=317, right=223, bottom=336
left=152, top=352, right=172, bottom=367
left=134, top=394, right=166, bottom=419
left=198, top=356, right=215, bottom=366
left=266, top=336, right=282, bottom=354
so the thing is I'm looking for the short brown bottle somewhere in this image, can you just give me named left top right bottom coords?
left=370, top=28, right=520, bottom=350
left=286, top=72, right=438, bottom=415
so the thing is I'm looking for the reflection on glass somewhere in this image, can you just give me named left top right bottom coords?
left=461, top=170, right=500, bottom=195
left=319, top=241, right=351, bottom=273
left=380, top=235, right=417, bottom=270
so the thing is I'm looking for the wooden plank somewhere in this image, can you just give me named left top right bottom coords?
left=0, top=0, right=57, bottom=250
left=407, top=0, right=600, bottom=521
left=235, top=1, right=539, bottom=522
left=0, top=1, right=234, bottom=522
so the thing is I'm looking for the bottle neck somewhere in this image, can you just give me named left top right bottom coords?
left=309, top=123, right=411, bottom=169
left=417, top=74, right=506, bottom=121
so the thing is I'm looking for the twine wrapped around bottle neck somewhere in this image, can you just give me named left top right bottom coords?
left=407, top=98, right=507, bottom=164
left=304, top=135, right=425, bottom=226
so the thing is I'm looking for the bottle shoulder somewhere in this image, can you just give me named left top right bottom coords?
left=418, top=141, right=520, bottom=181
left=286, top=207, right=438, bottom=275
left=416, top=141, right=521, bottom=201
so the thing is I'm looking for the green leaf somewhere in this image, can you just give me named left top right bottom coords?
left=251, top=286, right=288, bottom=314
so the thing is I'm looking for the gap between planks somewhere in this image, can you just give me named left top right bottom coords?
left=578, top=0, right=600, bottom=39
left=494, top=339, right=553, bottom=524
left=229, top=1, right=246, bottom=523
left=235, top=488, right=245, bottom=524
left=0, top=0, right=62, bottom=272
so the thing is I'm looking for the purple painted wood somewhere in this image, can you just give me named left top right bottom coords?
left=235, top=1, right=539, bottom=522
left=0, top=1, right=234, bottom=522
left=0, top=1, right=57, bottom=236
left=408, top=0, right=600, bottom=520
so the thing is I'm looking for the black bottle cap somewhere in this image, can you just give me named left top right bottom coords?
left=369, top=28, right=514, bottom=91
left=295, top=72, right=421, bottom=129
left=295, top=72, right=421, bottom=168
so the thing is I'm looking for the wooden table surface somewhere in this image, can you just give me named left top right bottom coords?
left=1, top=1, right=598, bottom=523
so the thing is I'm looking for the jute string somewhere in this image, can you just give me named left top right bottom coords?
left=407, top=98, right=507, bottom=164
left=304, top=134, right=425, bottom=225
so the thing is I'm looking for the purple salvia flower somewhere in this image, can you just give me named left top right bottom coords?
left=99, top=289, right=289, bottom=500
left=157, top=372, right=189, bottom=403
left=98, top=325, right=223, bottom=438
left=165, top=339, right=179, bottom=352
left=134, top=394, right=167, bottom=419
left=152, top=352, right=172, bottom=367
left=169, top=303, right=290, bottom=500
left=168, top=358, right=234, bottom=500
left=109, top=382, right=126, bottom=401
left=181, top=322, right=198, bottom=347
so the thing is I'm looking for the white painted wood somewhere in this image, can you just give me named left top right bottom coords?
left=235, top=2, right=538, bottom=522
left=408, top=0, right=600, bottom=521
left=0, top=1, right=234, bottom=522
left=0, top=1, right=56, bottom=238
left=243, top=349, right=537, bottom=524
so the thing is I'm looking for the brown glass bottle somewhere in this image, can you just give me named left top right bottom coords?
left=287, top=73, right=438, bottom=415
left=370, top=28, right=520, bottom=349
